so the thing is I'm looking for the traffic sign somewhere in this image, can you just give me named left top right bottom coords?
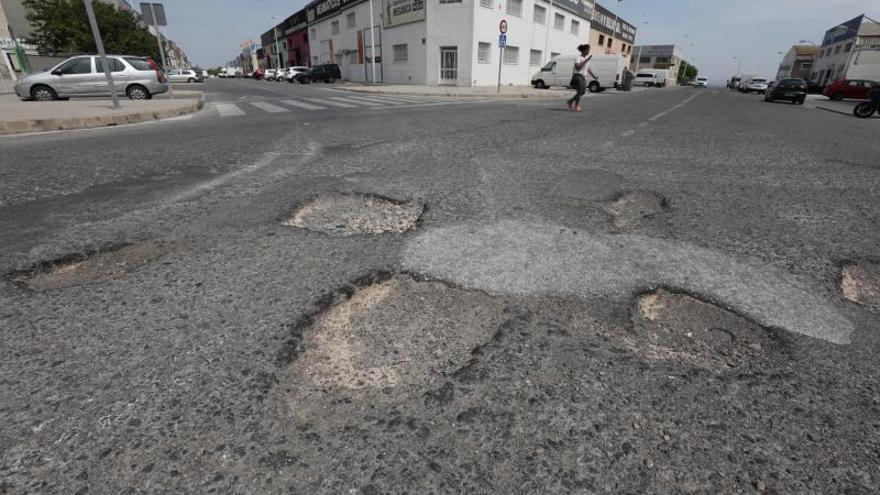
left=499, top=19, right=508, bottom=34
left=499, top=33, right=507, bottom=48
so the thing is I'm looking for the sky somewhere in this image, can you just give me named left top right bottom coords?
left=161, top=0, right=878, bottom=82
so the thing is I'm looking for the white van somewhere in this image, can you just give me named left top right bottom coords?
left=634, top=69, right=668, bottom=87
left=531, top=54, right=626, bottom=92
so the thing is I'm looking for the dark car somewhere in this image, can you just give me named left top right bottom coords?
left=805, top=80, right=823, bottom=94
left=764, top=78, right=807, bottom=105
left=823, top=79, right=877, bottom=100
left=294, top=64, right=342, bottom=84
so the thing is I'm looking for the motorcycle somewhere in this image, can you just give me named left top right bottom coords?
left=853, top=87, right=880, bottom=118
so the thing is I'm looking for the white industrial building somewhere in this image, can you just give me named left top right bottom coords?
left=812, top=14, right=880, bottom=85
left=306, top=0, right=596, bottom=86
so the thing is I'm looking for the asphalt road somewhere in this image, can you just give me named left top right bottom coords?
left=1, top=80, right=879, bottom=494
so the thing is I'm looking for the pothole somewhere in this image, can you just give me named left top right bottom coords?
left=282, top=193, right=424, bottom=236
left=627, top=289, right=788, bottom=371
left=605, top=191, right=669, bottom=229
left=9, top=241, right=166, bottom=291
left=282, top=274, right=507, bottom=397
left=841, top=260, right=880, bottom=309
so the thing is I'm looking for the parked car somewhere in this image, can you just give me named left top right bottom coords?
left=695, top=76, right=708, bottom=88
left=741, top=77, right=769, bottom=94
left=823, top=79, right=878, bottom=101
left=727, top=76, right=741, bottom=89
left=294, top=64, right=342, bottom=84
left=250, top=69, right=264, bottom=80
left=14, top=54, right=168, bottom=101
left=763, top=78, right=807, bottom=104
left=284, top=66, right=311, bottom=83
left=264, top=69, right=278, bottom=81
left=530, top=54, right=626, bottom=92
left=167, top=68, right=204, bottom=83
left=805, top=80, right=823, bottom=94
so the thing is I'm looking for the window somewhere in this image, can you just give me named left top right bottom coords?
left=347, top=51, right=358, bottom=64
left=801, top=61, right=813, bottom=70
left=506, top=0, right=521, bottom=17
left=310, top=28, right=316, bottom=40
left=123, top=57, right=152, bottom=70
left=655, top=56, right=670, bottom=63
left=95, top=58, right=125, bottom=73
left=550, top=52, right=560, bottom=59
left=331, top=21, right=339, bottom=34
left=503, top=45, right=519, bottom=65
left=529, top=49, right=542, bottom=66
left=440, top=0, right=462, bottom=3
left=834, top=45, right=841, bottom=54
left=347, top=12, right=355, bottom=29
left=607, top=37, right=612, bottom=48
left=59, top=57, right=93, bottom=74
left=478, top=42, right=491, bottom=64
left=844, top=42, right=852, bottom=52
left=598, top=34, right=605, bottom=45
left=554, top=13, right=564, bottom=30
left=571, top=19, right=579, bottom=36
left=480, top=0, right=493, bottom=7
left=639, top=56, right=651, bottom=63
left=393, top=44, right=408, bottom=63
left=533, top=4, right=546, bottom=24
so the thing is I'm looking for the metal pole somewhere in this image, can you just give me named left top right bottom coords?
left=369, top=0, right=376, bottom=84
left=274, top=27, right=281, bottom=69
left=148, top=4, right=172, bottom=98
left=634, top=20, right=646, bottom=73
left=543, top=0, right=553, bottom=65
left=83, top=0, right=119, bottom=108
left=497, top=46, right=504, bottom=93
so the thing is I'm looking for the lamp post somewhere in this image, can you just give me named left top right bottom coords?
left=368, top=0, right=376, bottom=84
left=634, top=19, right=648, bottom=73
left=543, top=0, right=554, bottom=65
left=270, top=16, right=281, bottom=70
left=733, top=56, right=742, bottom=76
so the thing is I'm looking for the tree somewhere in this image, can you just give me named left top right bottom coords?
left=24, top=0, right=159, bottom=61
left=677, top=60, right=699, bottom=82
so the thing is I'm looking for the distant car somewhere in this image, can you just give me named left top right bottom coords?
left=823, top=79, right=877, bottom=101
left=167, top=68, right=203, bottom=83
left=742, top=78, right=769, bottom=94
left=764, top=78, right=807, bottom=105
left=695, top=76, right=708, bottom=88
left=250, top=69, right=264, bottom=80
left=294, top=64, right=342, bottom=84
left=14, top=54, right=168, bottom=101
left=264, top=69, right=278, bottom=81
left=284, top=66, right=310, bottom=83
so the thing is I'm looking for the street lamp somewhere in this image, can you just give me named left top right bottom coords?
left=733, top=56, right=742, bottom=76
left=634, top=19, right=648, bottom=73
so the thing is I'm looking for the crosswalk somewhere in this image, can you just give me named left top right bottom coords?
left=202, top=93, right=478, bottom=119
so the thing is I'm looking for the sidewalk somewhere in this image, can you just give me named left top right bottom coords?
left=336, top=83, right=647, bottom=99
left=0, top=90, right=204, bottom=135
left=805, top=95, right=860, bottom=117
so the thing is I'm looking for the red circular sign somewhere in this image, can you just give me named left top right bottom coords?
left=499, top=20, right=508, bottom=34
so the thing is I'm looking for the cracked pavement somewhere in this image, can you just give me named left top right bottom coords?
left=1, top=81, right=879, bottom=494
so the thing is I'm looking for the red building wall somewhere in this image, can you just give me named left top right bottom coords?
left=287, top=29, right=310, bottom=67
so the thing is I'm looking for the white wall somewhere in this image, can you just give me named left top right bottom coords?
left=425, top=1, right=475, bottom=86
left=382, top=20, right=428, bottom=84
left=308, top=1, right=385, bottom=82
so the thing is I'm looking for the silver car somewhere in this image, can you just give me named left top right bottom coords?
left=167, top=68, right=204, bottom=83
left=14, top=55, right=169, bottom=101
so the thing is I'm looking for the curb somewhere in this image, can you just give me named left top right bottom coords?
left=334, top=86, right=568, bottom=100
left=815, top=106, right=854, bottom=117
left=0, top=95, right=205, bottom=136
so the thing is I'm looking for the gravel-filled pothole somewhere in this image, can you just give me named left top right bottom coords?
left=279, top=274, right=508, bottom=397
left=840, top=260, right=880, bottom=309
left=9, top=241, right=166, bottom=291
left=283, top=193, right=424, bottom=236
left=626, top=289, right=788, bottom=371
left=605, top=191, right=669, bottom=229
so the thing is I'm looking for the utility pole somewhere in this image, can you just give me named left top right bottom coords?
left=543, top=0, right=553, bottom=65
left=634, top=19, right=648, bottom=73
left=83, top=0, right=119, bottom=109
left=368, top=0, right=377, bottom=84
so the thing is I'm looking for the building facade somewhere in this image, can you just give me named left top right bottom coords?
left=283, top=9, right=310, bottom=67
left=302, top=0, right=595, bottom=86
left=775, top=45, right=819, bottom=81
left=589, top=2, right=635, bottom=67
left=630, top=44, right=684, bottom=85
left=813, top=15, right=880, bottom=85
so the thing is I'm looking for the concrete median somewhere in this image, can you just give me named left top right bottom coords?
left=0, top=91, right=204, bottom=135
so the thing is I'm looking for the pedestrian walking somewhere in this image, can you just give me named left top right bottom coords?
left=567, top=44, right=597, bottom=112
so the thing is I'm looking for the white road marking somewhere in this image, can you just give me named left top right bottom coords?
left=249, top=101, right=289, bottom=113
left=346, top=95, right=407, bottom=106
left=216, top=103, right=246, bottom=117
left=279, top=99, right=327, bottom=111
left=649, top=92, right=702, bottom=121
left=329, top=96, right=382, bottom=107
left=302, top=97, right=358, bottom=108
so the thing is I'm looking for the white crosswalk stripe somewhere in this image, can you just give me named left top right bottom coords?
left=344, top=95, right=409, bottom=105
left=301, top=97, right=358, bottom=108
left=216, top=103, right=246, bottom=117
left=280, top=99, right=327, bottom=110
left=356, top=94, right=435, bottom=103
left=249, top=101, right=289, bottom=113
left=328, top=96, right=383, bottom=107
